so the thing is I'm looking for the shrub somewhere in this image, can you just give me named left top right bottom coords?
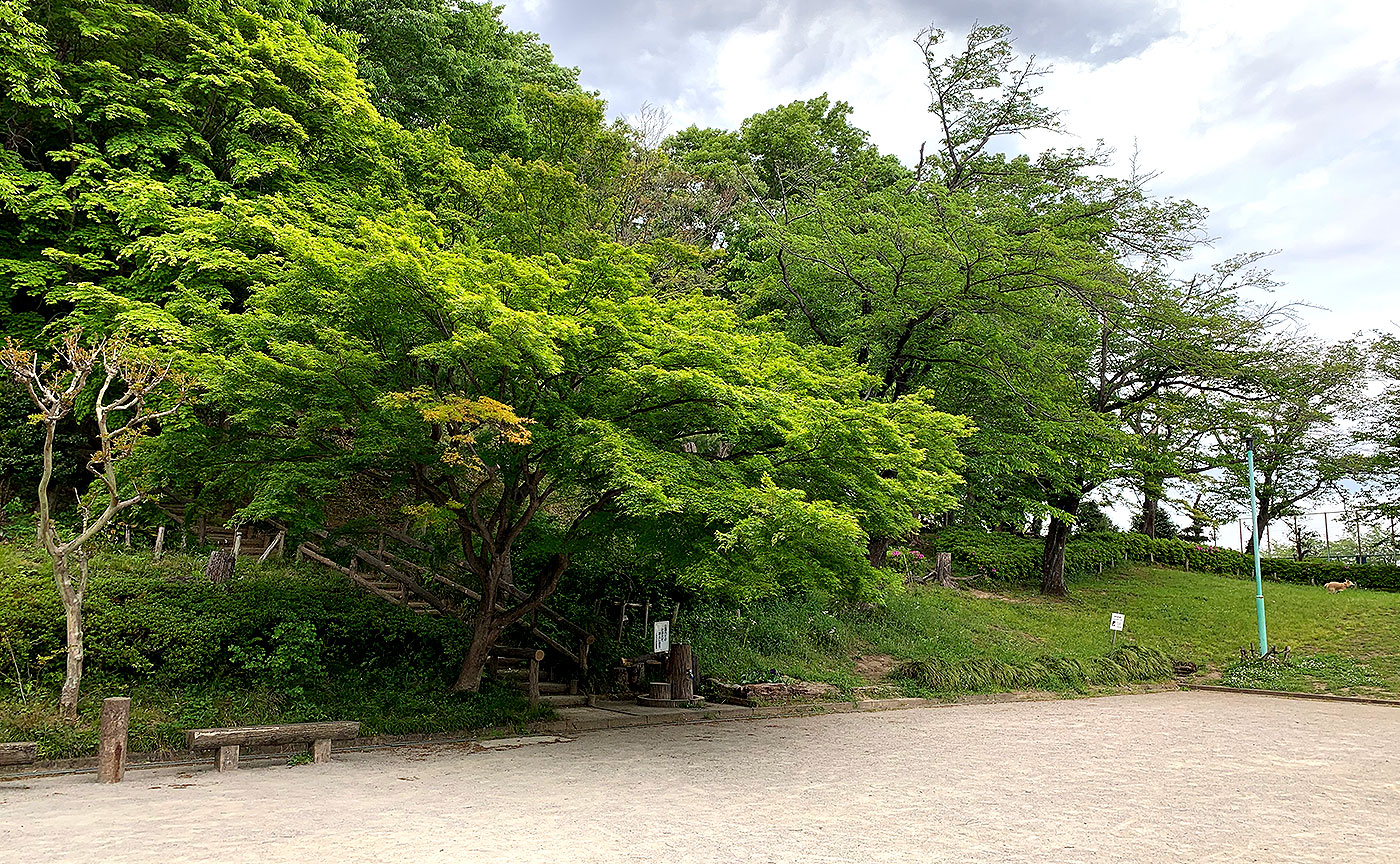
left=0, top=550, right=469, bottom=694
left=921, top=529, right=1400, bottom=592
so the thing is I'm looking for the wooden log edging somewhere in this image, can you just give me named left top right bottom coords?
left=2, top=685, right=1190, bottom=779
left=0, top=741, right=38, bottom=767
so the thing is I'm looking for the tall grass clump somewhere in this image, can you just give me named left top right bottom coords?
left=893, top=645, right=1174, bottom=694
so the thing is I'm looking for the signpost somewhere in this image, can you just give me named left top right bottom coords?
left=653, top=620, right=670, bottom=655
left=1109, top=612, right=1124, bottom=648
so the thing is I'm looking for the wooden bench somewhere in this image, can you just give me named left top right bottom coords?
left=0, top=742, right=38, bottom=768
left=185, top=721, right=360, bottom=772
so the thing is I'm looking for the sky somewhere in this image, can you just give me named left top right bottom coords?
left=499, top=0, right=1399, bottom=341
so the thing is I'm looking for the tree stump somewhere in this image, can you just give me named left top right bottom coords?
left=97, top=697, right=130, bottom=783
left=667, top=643, right=695, bottom=701
left=205, top=550, right=236, bottom=585
left=934, top=552, right=953, bottom=587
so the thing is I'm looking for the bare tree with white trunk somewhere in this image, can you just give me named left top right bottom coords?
left=0, top=332, right=188, bottom=718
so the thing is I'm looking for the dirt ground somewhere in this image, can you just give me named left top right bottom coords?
left=3, top=690, right=1398, bottom=863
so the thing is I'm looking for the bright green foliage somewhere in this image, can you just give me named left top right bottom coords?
left=316, top=0, right=580, bottom=158
left=1359, top=335, right=1400, bottom=520
left=144, top=214, right=966, bottom=603
left=1206, top=338, right=1368, bottom=544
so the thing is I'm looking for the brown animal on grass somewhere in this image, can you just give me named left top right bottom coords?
left=1324, top=580, right=1356, bottom=593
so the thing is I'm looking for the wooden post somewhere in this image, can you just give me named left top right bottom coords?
left=667, top=643, right=694, bottom=701
left=198, top=514, right=206, bottom=545
left=527, top=656, right=541, bottom=707
left=217, top=746, right=239, bottom=772
left=153, top=526, right=166, bottom=560
left=642, top=599, right=650, bottom=633
left=672, top=602, right=680, bottom=627
left=615, top=592, right=630, bottom=645
left=123, top=525, right=131, bottom=549
left=232, top=530, right=242, bottom=558
left=311, top=739, right=331, bottom=764
left=256, top=531, right=284, bottom=564
left=97, top=697, right=130, bottom=783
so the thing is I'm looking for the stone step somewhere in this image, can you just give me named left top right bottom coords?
left=540, top=694, right=588, bottom=708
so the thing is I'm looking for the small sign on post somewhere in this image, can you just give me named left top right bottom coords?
left=1109, top=612, right=1125, bottom=647
left=654, top=620, right=670, bottom=654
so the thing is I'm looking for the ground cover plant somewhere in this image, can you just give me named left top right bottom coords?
left=684, top=564, right=1400, bottom=700
left=0, top=546, right=551, bottom=758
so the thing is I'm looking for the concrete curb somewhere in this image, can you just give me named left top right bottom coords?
left=526, top=684, right=1183, bottom=735
left=1180, top=683, right=1400, bottom=708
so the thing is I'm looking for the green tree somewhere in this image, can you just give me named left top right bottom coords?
left=314, top=0, right=580, bottom=157
left=1, top=0, right=408, bottom=334
left=0, top=333, right=188, bottom=716
left=156, top=217, right=966, bottom=690
left=1208, top=338, right=1368, bottom=553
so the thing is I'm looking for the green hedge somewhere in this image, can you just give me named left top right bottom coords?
left=0, top=550, right=469, bottom=694
left=924, top=529, right=1400, bottom=592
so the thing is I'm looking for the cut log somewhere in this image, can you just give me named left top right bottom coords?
left=667, top=643, right=695, bottom=701
left=186, top=721, right=361, bottom=750
left=0, top=741, right=38, bottom=766
left=97, top=697, right=131, bottom=783
left=648, top=681, right=672, bottom=700
left=205, top=549, right=236, bottom=585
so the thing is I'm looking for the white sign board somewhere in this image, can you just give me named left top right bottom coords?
left=1109, top=613, right=1125, bottom=632
left=654, top=620, right=670, bottom=654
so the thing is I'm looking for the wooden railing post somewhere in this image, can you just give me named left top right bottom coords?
left=528, top=657, right=540, bottom=708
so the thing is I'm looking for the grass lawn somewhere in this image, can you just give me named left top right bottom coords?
left=687, top=565, right=1400, bottom=699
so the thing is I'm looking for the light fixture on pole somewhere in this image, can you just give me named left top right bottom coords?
left=1245, top=434, right=1268, bottom=655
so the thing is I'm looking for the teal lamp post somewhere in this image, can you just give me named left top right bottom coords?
left=1245, top=434, right=1268, bottom=655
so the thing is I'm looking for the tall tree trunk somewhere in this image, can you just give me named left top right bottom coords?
left=1141, top=496, right=1158, bottom=539
left=450, top=552, right=568, bottom=693
left=1041, top=495, right=1081, bottom=597
left=867, top=536, right=891, bottom=568
left=453, top=614, right=501, bottom=693
left=54, top=555, right=84, bottom=720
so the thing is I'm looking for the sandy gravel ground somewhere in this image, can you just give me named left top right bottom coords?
left=2, top=690, right=1398, bottom=863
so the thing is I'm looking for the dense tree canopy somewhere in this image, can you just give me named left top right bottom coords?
left=1, top=0, right=1385, bottom=708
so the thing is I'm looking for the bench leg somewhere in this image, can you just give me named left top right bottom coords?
left=311, top=739, right=331, bottom=764
left=217, top=745, right=239, bottom=772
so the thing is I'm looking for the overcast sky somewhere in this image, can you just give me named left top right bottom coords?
left=500, top=0, right=1398, bottom=341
